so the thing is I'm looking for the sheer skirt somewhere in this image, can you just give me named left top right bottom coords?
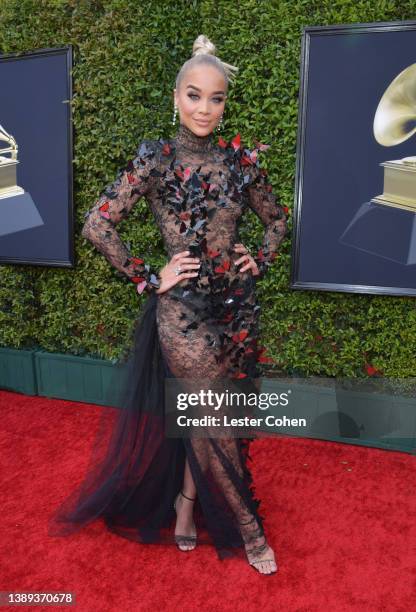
left=48, top=288, right=270, bottom=562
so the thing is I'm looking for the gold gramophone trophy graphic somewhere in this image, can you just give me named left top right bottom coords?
left=339, top=63, right=416, bottom=264
left=0, top=122, right=43, bottom=237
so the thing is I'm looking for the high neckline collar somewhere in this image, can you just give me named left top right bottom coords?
left=174, top=122, right=215, bottom=153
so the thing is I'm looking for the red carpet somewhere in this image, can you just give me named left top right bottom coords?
left=1, top=388, right=415, bottom=611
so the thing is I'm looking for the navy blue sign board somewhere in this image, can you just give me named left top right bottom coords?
left=291, top=20, right=416, bottom=296
left=0, top=45, right=73, bottom=268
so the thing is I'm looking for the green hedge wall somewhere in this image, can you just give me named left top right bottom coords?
left=1, top=0, right=416, bottom=376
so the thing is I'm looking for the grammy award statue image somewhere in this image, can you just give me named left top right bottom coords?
left=0, top=123, right=44, bottom=237
left=339, top=63, right=416, bottom=265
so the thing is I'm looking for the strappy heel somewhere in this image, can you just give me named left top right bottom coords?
left=173, top=490, right=197, bottom=552
left=239, top=517, right=278, bottom=575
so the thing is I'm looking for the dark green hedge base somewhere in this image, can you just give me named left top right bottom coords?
left=0, top=347, right=37, bottom=395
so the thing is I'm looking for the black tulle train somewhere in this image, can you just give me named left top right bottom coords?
left=48, top=291, right=269, bottom=561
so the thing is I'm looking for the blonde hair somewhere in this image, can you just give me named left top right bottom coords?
left=175, top=34, right=239, bottom=91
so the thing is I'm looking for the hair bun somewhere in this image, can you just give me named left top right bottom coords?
left=192, top=34, right=216, bottom=57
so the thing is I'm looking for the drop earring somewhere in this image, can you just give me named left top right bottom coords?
left=172, top=103, right=177, bottom=125
left=217, top=114, right=224, bottom=131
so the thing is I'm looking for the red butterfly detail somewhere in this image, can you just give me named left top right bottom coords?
left=130, top=257, right=144, bottom=265
left=257, top=346, right=274, bottom=364
left=233, top=372, right=247, bottom=379
left=136, top=281, right=147, bottom=295
left=208, top=248, right=221, bottom=258
left=214, top=259, right=230, bottom=273
left=365, top=363, right=382, bottom=376
left=253, top=139, right=270, bottom=152
left=99, top=201, right=111, bottom=219
left=162, top=143, right=171, bottom=155
left=175, top=168, right=184, bottom=180
left=218, top=136, right=228, bottom=148
left=131, top=276, right=146, bottom=284
left=240, top=153, right=255, bottom=166
left=127, top=172, right=139, bottom=184
left=232, top=329, right=249, bottom=343
left=231, top=133, right=241, bottom=151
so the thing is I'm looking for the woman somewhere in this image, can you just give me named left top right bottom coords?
left=48, top=34, right=287, bottom=575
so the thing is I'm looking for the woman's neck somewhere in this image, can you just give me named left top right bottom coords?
left=174, top=122, right=214, bottom=153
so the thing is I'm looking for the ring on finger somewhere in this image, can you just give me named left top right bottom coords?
left=175, top=266, right=181, bottom=276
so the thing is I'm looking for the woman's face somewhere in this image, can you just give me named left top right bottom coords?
left=173, top=65, right=227, bottom=136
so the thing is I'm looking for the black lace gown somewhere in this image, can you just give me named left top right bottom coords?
left=48, top=122, right=288, bottom=562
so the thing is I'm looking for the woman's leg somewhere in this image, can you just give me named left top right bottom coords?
left=157, top=294, right=277, bottom=572
left=183, top=455, right=197, bottom=499
left=174, top=456, right=197, bottom=550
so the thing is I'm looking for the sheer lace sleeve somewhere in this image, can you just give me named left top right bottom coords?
left=242, top=143, right=288, bottom=280
left=81, top=139, right=162, bottom=295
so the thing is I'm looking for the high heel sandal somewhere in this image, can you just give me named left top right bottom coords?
left=239, top=517, right=278, bottom=575
left=173, top=490, right=197, bottom=552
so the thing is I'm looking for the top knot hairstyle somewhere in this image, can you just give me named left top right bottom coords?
left=175, top=34, right=239, bottom=92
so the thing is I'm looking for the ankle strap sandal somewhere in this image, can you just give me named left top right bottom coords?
left=173, top=490, right=197, bottom=551
left=179, top=490, right=196, bottom=502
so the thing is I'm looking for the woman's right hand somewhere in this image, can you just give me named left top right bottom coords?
left=155, top=250, right=201, bottom=295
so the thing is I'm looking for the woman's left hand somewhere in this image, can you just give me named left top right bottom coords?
left=233, top=243, right=260, bottom=277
